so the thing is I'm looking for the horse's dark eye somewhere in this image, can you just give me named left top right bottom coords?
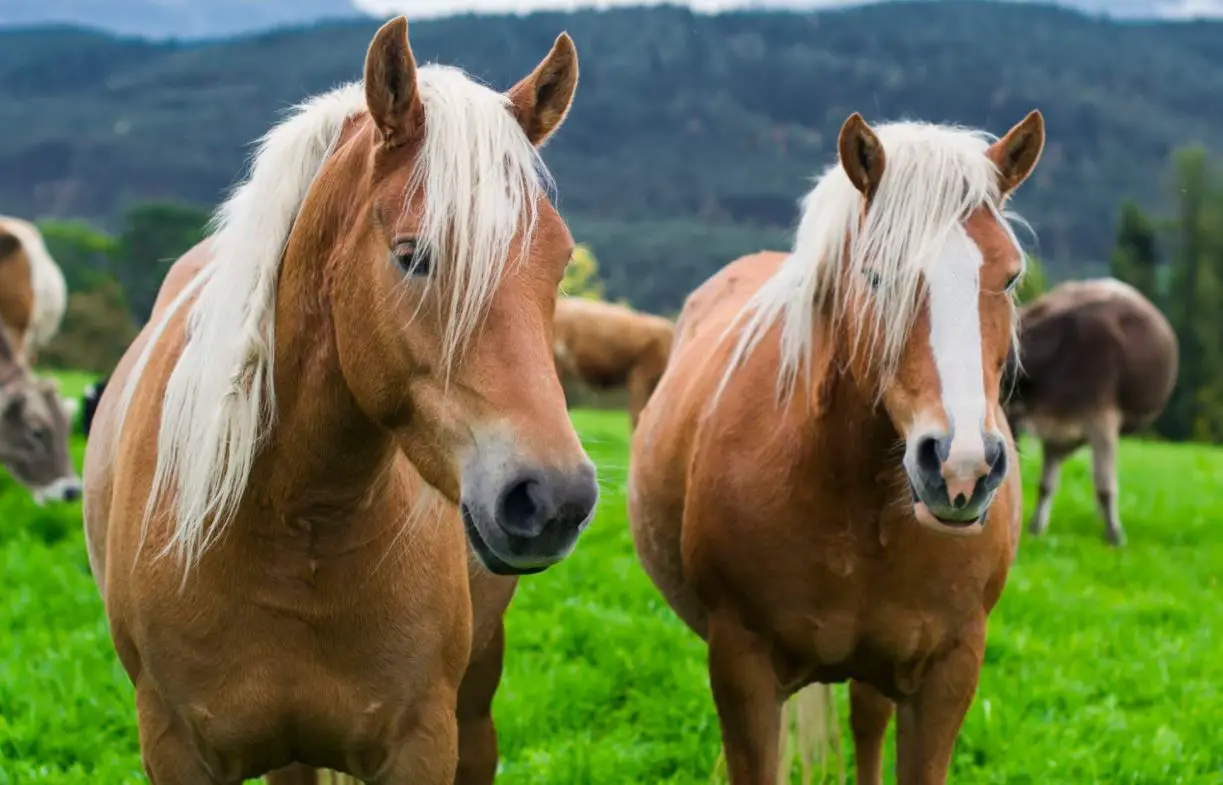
left=393, top=241, right=432, bottom=277
left=863, top=270, right=883, bottom=291
left=1004, top=272, right=1022, bottom=292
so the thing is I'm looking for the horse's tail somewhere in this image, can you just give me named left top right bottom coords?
left=263, top=768, right=359, bottom=785
left=778, top=683, right=844, bottom=784
left=710, top=682, right=845, bottom=785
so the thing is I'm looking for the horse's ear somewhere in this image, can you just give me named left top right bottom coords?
left=0, top=327, right=19, bottom=368
left=508, top=32, right=579, bottom=148
left=364, top=16, right=423, bottom=147
left=988, top=110, right=1045, bottom=198
left=0, top=230, right=19, bottom=260
left=838, top=113, right=886, bottom=199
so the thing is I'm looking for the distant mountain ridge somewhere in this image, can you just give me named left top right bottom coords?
left=2, top=1, right=1222, bottom=312
left=1, top=0, right=1222, bottom=40
left=0, top=0, right=364, bottom=40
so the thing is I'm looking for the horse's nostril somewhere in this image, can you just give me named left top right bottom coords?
left=497, top=478, right=548, bottom=538
left=915, top=435, right=944, bottom=475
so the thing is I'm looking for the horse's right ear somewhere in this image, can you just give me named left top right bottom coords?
left=0, top=230, right=19, bottom=260
left=838, top=113, right=886, bottom=199
left=364, top=16, right=423, bottom=147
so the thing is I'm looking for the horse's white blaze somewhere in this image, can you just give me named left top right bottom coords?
left=926, top=225, right=987, bottom=467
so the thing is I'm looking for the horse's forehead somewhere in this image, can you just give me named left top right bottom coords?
left=961, top=208, right=1018, bottom=265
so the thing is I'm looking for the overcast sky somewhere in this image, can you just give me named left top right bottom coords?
left=351, top=0, right=1223, bottom=19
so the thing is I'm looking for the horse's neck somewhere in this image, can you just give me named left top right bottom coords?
left=255, top=257, right=398, bottom=529
left=801, top=327, right=899, bottom=477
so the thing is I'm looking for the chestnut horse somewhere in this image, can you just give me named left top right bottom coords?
left=0, top=215, right=67, bottom=366
left=82, top=17, right=597, bottom=784
left=552, top=296, right=674, bottom=428
left=630, top=110, right=1045, bottom=784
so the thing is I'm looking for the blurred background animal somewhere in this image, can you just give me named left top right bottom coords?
left=80, top=376, right=108, bottom=436
left=1005, top=278, right=1178, bottom=546
left=0, top=215, right=67, bottom=366
left=552, top=296, right=674, bottom=429
left=0, top=322, right=80, bottom=504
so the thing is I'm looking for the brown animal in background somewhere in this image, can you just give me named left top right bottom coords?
left=0, top=323, right=81, bottom=504
left=552, top=296, right=674, bottom=428
left=1004, top=278, right=1178, bottom=546
left=630, top=110, right=1044, bottom=784
left=82, top=18, right=596, bottom=785
left=0, top=215, right=68, bottom=366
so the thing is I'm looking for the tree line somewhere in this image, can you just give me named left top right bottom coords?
left=35, top=143, right=1223, bottom=445
left=1109, top=147, right=1223, bottom=443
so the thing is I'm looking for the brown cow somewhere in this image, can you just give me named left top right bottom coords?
left=1005, top=277, right=1178, bottom=546
left=552, top=296, right=674, bottom=429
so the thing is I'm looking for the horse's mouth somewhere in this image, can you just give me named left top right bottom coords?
left=909, top=483, right=987, bottom=537
left=461, top=505, right=547, bottom=577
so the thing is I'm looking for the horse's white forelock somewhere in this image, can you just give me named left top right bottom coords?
left=115, top=64, right=550, bottom=575
left=717, top=120, right=1030, bottom=405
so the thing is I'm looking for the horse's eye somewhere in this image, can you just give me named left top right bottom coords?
left=30, top=426, right=47, bottom=443
left=1004, top=272, right=1022, bottom=292
left=393, top=240, right=432, bottom=277
left=863, top=270, right=883, bottom=291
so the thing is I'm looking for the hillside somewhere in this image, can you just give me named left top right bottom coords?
left=0, top=0, right=362, bottom=40
left=2, top=1, right=1223, bottom=312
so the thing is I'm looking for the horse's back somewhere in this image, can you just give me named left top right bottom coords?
left=628, top=250, right=787, bottom=636
left=82, top=240, right=214, bottom=592
left=554, top=296, right=673, bottom=384
left=0, top=216, right=66, bottom=354
left=1019, top=278, right=1178, bottom=431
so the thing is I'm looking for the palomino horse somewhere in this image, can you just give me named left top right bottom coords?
left=630, top=110, right=1045, bottom=784
left=1005, top=278, right=1178, bottom=546
left=82, top=17, right=597, bottom=784
left=0, top=215, right=67, bottom=366
left=0, top=322, right=80, bottom=503
left=552, top=295, right=674, bottom=428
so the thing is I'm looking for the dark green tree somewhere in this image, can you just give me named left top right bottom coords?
left=111, top=202, right=210, bottom=322
left=1110, top=201, right=1161, bottom=306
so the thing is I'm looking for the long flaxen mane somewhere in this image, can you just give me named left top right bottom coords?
left=719, top=121, right=1029, bottom=405
left=116, top=66, right=553, bottom=572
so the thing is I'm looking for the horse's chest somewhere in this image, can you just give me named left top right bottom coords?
left=725, top=532, right=992, bottom=692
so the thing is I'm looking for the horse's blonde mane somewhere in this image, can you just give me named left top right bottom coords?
left=117, top=65, right=551, bottom=573
left=720, top=120, right=1028, bottom=404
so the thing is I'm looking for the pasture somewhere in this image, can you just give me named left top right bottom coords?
left=1, top=377, right=1221, bottom=784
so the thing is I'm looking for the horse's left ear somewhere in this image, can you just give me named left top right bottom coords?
left=508, top=32, right=579, bottom=148
left=988, top=110, right=1045, bottom=198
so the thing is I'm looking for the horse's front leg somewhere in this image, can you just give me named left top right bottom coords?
left=894, top=627, right=985, bottom=785
left=375, top=688, right=461, bottom=785
left=707, top=614, right=783, bottom=785
left=136, top=682, right=231, bottom=785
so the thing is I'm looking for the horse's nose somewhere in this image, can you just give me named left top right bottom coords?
left=495, top=462, right=598, bottom=539
left=912, top=429, right=1008, bottom=509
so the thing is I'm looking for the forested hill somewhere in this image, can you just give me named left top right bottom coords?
left=3, top=1, right=1223, bottom=312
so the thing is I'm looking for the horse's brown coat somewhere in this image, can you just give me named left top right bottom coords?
left=1006, top=277, right=1178, bottom=545
left=629, top=111, right=1044, bottom=784
left=552, top=296, right=674, bottom=428
left=83, top=19, right=593, bottom=784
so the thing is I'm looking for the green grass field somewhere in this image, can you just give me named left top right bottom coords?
left=2, top=381, right=1221, bottom=784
